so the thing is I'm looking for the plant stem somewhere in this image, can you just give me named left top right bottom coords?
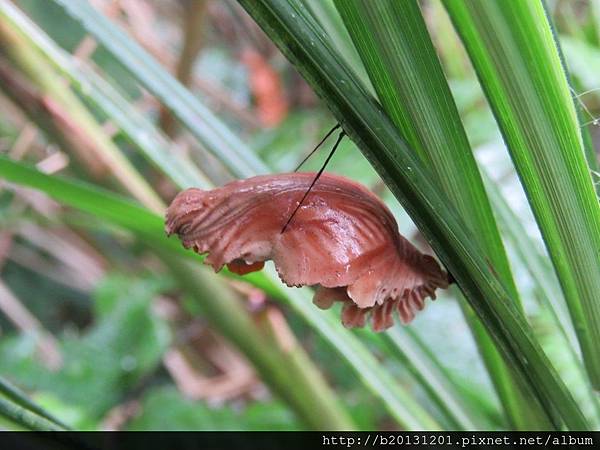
left=0, top=395, right=64, bottom=431
left=156, top=254, right=354, bottom=430
left=0, top=376, right=69, bottom=430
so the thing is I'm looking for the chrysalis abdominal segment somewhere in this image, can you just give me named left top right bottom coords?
left=282, top=127, right=346, bottom=233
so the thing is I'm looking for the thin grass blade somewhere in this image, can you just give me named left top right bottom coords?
left=0, top=376, right=69, bottom=430
left=0, top=0, right=210, bottom=190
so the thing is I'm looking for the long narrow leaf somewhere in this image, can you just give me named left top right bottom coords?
left=483, top=169, right=600, bottom=423
left=0, top=376, right=69, bottom=430
left=382, top=328, right=481, bottom=430
left=0, top=0, right=210, bottom=191
left=482, top=170, right=577, bottom=351
left=238, top=0, right=588, bottom=429
left=0, top=395, right=64, bottom=431
left=0, top=14, right=164, bottom=213
left=443, top=0, right=600, bottom=390
left=334, top=0, right=547, bottom=429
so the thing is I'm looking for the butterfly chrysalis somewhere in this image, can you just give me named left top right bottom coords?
left=165, top=125, right=449, bottom=330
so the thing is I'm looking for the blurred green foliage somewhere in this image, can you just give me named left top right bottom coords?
left=128, top=387, right=299, bottom=431
left=0, top=275, right=170, bottom=428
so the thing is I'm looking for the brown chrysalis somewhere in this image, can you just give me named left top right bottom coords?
left=165, top=165, right=448, bottom=331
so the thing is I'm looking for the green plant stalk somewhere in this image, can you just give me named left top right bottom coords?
left=443, top=0, right=600, bottom=390
left=483, top=170, right=600, bottom=422
left=50, top=0, right=269, bottom=179
left=237, top=0, right=588, bottom=429
left=0, top=376, right=69, bottom=430
left=0, top=396, right=64, bottom=431
left=383, top=327, right=501, bottom=428
left=381, top=327, right=479, bottom=430
left=334, top=0, right=547, bottom=429
left=456, top=300, right=538, bottom=428
left=482, top=170, right=577, bottom=351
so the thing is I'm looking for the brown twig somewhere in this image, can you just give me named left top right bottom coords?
left=163, top=339, right=257, bottom=402
left=159, top=0, right=207, bottom=136
left=16, top=223, right=106, bottom=289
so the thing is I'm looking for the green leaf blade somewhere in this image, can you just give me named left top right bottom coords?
left=238, top=0, right=589, bottom=430
left=333, top=0, right=551, bottom=429
left=444, top=0, right=600, bottom=390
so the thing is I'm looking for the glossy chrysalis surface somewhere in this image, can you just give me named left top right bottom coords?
left=165, top=173, right=448, bottom=331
